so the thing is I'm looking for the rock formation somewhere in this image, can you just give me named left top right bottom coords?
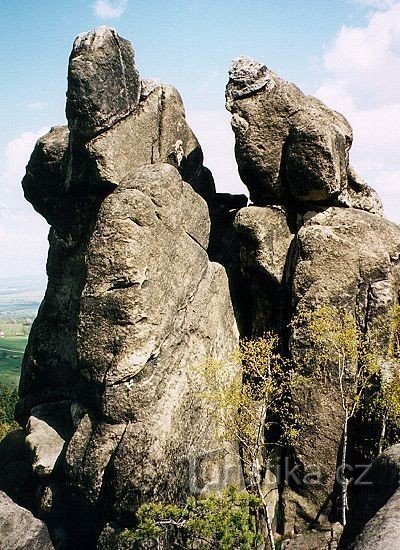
left=0, top=490, right=54, bottom=549
left=16, top=27, right=240, bottom=548
left=339, top=444, right=400, bottom=549
left=226, top=56, right=399, bottom=538
left=1, top=27, right=399, bottom=550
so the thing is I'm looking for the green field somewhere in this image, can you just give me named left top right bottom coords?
left=0, top=322, right=30, bottom=337
left=0, top=336, right=27, bottom=388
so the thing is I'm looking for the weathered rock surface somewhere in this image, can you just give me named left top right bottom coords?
left=12, top=25, right=400, bottom=550
left=340, top=444, right=400, bottom=548
left=291, top=208, right=400, bottom=336
left=226, top=56, right=353, bottom=206
left=234, top=205, right=293, bottom=335
left=285, top=208, right=400, bottom=532
left=226, top=56, right=399, bottom=541
left=17, top=28, right=240, bottom=549
left=25, top=416, right=65, bottom=477
left=22, top=125, right=69, bottom=226
left=351, top=490, right=400, bottom=549
left=235, top=205, right=293, bottom=284
left=66, top=27, right=140, bottom=139
left=86, top=82, right=215, bottom=202
left=282, top=523, right=342, bottom=549
left=346, top=165, right=384, bottom=216
left=0, top=430, right=33, bottom=508
left=0, top=490, right=54, bottom=550
left=19, top=27, right=216, bottom=420
left=66, top=164, right=242, bottom=528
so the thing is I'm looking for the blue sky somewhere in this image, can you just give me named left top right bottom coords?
left=1, top=0, right=400, bottom=282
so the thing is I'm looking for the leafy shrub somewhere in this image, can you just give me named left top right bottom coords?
left=0, top=385, right=18, bottom=440
left=123, top=486, right=263, bottom=549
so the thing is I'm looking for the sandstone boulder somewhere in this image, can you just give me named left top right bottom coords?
left=352, top=490, right=400, bottom=549
left=291, top=208, right=400, bottom=336
left=16, top=24, right=400, bottom=550
left=235, top=205, right=293, bottom=284
left=226, top=56, right=352, bottom=206
left=0, top=430, right=33, bottom=508
left=0, top=491, right=54, bottom=550
left=22, top=125, right=69, bottom=227
left=18, top=225, right=94, bottom=413
left=19, top=31, right=216, bottom=417
left=86, top=82, right=215, bottom=202
left=66, top=27, right=140, bottom=139
left=282, top=523, right=342, bottom=549
left=23, top=65, right=214, bottom=241
left=340, top=444, right=400, bottom=548
left=64, top=165, right=242, bottom=533
left=233, top=205, right=294, bottom=336
left=285, top=208, right=400, bottom=532
left=347, top=165, right=384, bottom=216
left=25, top=416, right=65, bottom=477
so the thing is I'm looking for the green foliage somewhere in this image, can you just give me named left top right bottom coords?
left=194, top=335, right=298, bottom=549
left=0, top=384, right=18, bottom=423
left=360, top=305, right=400, bottom=453
left=0, top=384, right=18, bottom=440
left=0, top=324, right=30, bottom=337
left=239, top=335, right=300, bottom=451
left=292, top=304, right=400, bottom=455
left=293, top=305, right=380, bottom=419
left=294, top=306, right=358, bottom=377
left=389, top=304, right=400, bottom=359
left=123, top=486, right=263, bottom=549
left=197, top=335, right=299, bottom=470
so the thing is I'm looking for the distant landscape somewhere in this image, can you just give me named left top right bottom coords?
left=0, top=275, right=45, bottom=388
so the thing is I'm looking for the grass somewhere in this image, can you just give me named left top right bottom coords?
left=0, top=336, right=27, bottom=388
left=0, top=322, right=30, bottom=337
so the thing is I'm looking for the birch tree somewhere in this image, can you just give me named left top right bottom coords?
left=198, top=335, right=298, bottom=549
left=295, top=306, right=379, bottom=526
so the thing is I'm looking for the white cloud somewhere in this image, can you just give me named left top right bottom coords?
left=316, top=3, right=400, bottom=223
left=321, top=4, right=400, bottom=109
left=2, top=127, right=49, bottom=184
left=27, top=101, right=48, bottom=111
left=0, top=127, right=50, bottom=280
left=0, top=205, right=48, bottom=279
left=92, top=0, right=127, bottom=19
left=186, top=109, right=247, bottom=197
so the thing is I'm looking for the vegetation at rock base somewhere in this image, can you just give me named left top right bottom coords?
left=189, top=336, right=299, bottom=549
left=201, top=338, right=291, bottom=549
left=123, top=486, right=263, bottom=549
left=359, top=305, right=400, bottom=456
left=116, top=308, right=400, bottom=548
left=0, top=384, right=18, bottom=440
left=0, top=334, right=25, bottom=439
left=197, top=335, right=299, bottom=460
left=121, top=336, right=298, bottom=549
left=292, top=305, right=400, bottom=526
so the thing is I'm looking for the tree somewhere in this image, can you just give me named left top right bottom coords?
left=115, top=336, right=298, bottom=549
left=362, top=305, right=400, bottom=455
left=293, top=306, right=380, bottom=526
left=0, top=385, right=18, bottom=441
left=373, top=369, right=400, bottom=454
left=196, top=336, right=298, bottom=549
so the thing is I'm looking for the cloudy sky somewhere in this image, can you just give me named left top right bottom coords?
left=1, top=0, right=399, bottom=284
